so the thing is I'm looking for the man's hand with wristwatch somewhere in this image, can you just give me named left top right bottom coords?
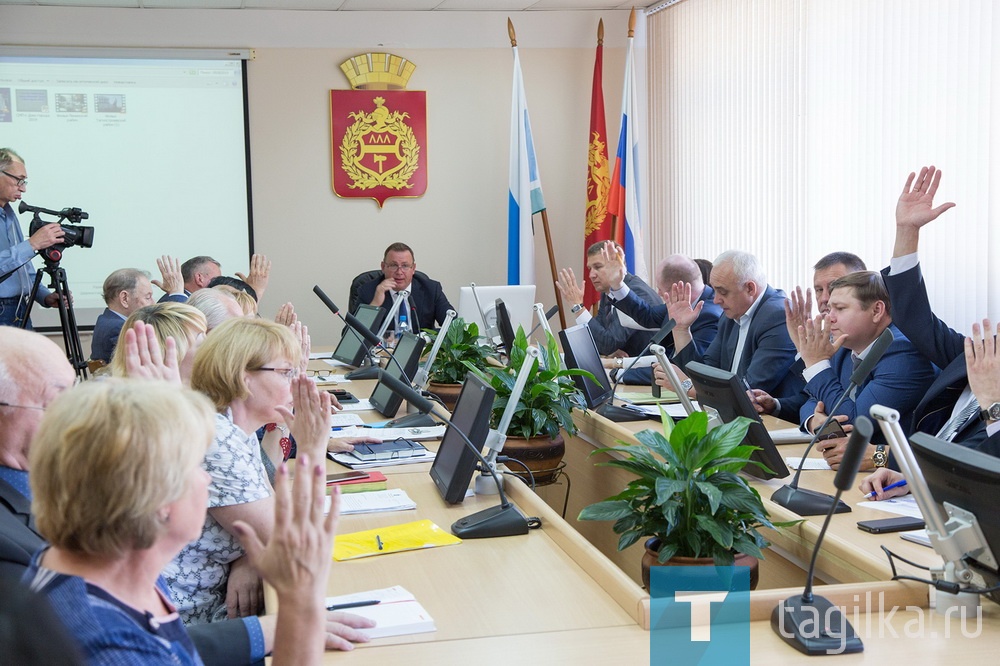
left=965, top=319, right=1000, bottom=428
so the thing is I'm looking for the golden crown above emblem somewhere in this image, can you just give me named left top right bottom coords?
left=340, top=53, right=416, bottom=90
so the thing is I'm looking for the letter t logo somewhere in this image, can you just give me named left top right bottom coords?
left=674, top=591, right=729, bottom=641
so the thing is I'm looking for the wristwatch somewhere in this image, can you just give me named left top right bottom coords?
left=571, top=303, right=583, bottom=314
left=872, top=444, right=888, bottom=469
left=680, top=379, right=693, bottom=392
left=980, top=402, right=1000, bottom=423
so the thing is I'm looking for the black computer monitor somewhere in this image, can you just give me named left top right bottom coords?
left=429, top=372, right=496, bottom=504
left=559, top=324, right=614, bottom=409
left=559, top=324, right=647, bottom=423
left=368, top=332, right=426, bottom=417
left=495, top=298, right=516, bottom=357
left=684, top=361, right=789, bottom=480
left=910, top=432, right=1000, bottom=601
left=332, top=304, right=386, bottom=367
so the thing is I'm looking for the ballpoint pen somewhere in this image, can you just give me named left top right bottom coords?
left=326, top=599, right=381, bottom=611
left=865, top=478, right=907, bottom=499
left=376, top=534, right=384, bottom=551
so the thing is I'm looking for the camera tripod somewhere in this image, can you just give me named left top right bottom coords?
left=20, top=258, right=88, bottom=382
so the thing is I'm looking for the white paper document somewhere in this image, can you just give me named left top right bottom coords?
left=858, top=495, right=923, bottom=519
left=333, top=425, right=446, bottom=441
left=324, top=586, right=436, bottom=639
left=330, top=488, right=417, bottom=515
left=331, top=413, right=365, bottom=428
left=338, top=399, right=374, bottom=411
left=784, top=456, right=831, bottom=471
left=328, top=450, right=435, bottom=470
left=310, top=373, right=350, bottom=384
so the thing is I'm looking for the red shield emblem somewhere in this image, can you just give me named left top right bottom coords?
left=330, top=90, right=427, bottom=207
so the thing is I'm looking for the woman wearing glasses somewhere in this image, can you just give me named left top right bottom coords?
left=163, top=317, right=317, bottom=625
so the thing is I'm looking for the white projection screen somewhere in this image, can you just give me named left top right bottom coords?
left=0, top=48, right=253, bottom=329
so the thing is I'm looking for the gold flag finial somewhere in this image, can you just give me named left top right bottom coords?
left=628, top=8, right=636, bottom=38
left=508, top=17, right=517, bottom=47
left=598, top=18, right=604, bottom=45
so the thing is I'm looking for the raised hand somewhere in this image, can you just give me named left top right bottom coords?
left=784, top=286, right=813, bottom=351
left=966, top=318, right=1000, bottom=420
left=599, top=241, right=626, bottom=291
left=894, top=166, right=956, bottom=257
left=122, top=320, right=181, bottom=384
left=236, top=254, right=271, bottom=301
left=556, top=267, right=585, bottom=306
left=276, top=375, right=332, bottom=460
left=152, top=255, right=183, bottom=294
left=797, top=314, right=845, bottom=368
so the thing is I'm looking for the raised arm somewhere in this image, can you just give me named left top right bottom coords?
left=893, top=166, right=956, bottom=258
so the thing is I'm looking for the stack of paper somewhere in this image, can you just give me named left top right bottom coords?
left=334, top=519, right=461, bottom=561
left=330, top=488, right=417, bottom=515
left=325, top=586, right=436, bottom=639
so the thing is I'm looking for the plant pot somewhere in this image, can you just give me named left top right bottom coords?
left=500, top=433, right=565, bottom=485
left=640, top=537, right=760, bottom=591
left=428, top=381, right=464, bottom=412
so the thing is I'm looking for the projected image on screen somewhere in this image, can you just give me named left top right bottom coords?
left=0, top=88, right=11, bottom=122
left=0, top=54, right=252, bottom=329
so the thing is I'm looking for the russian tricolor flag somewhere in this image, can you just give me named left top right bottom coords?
left=508, top=46, right=545, bottom=286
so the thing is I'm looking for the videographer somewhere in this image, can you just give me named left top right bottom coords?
left=0, top=148, right=64, bottom=329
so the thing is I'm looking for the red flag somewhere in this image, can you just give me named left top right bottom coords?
left=583, top=25, right=615, bottom=309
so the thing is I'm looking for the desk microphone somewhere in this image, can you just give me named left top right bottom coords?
left=771, top=327, right=893, bottom=516
left=312, top=285, right=400, bottom=381
left=374, top=369, right=530, bottom=539
left=599, top=318, right=676, bottom=422
left=771, top=416, right=871, bottom=655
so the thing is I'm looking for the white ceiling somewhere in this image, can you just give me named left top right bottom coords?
left=0, top=0, right=655, bottom=10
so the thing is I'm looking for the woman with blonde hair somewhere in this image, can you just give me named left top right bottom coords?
left=109, top=302, right=207, bottom=382
left=25, top=379, right=338, bottom=665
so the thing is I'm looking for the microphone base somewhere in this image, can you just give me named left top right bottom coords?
left=385, top=412, right=439, bottom=428
left=771, top=484, right=852, bottom=516
left=771, top=594, right=864, bottom=655
left=595, top=403, right=650, bottom=422
left=452, top=503, right=529, bottom=539
left=345, top=365, right=381, bottom=381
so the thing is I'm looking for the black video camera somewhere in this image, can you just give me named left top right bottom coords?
left=20, top=201, right=95, bottom=263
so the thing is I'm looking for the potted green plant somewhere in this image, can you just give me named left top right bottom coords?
left=423, top=317, right=497, bottom=410
left=578, top=410, right=794, bottom=589
left=466, top=327, right=591, bottom=483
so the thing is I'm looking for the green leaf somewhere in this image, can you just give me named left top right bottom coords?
left=656, top=541, right=680, bottom=564
left=654, top=477, right=688, bottom=504
left=694, top=481, right=723, bottom=515
left=578, top=500, right=632, bottom=522
left=696, top=514, right=734, bottom=550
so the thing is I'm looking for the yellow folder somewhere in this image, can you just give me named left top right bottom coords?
left=334, top=519, right=461, bottom=561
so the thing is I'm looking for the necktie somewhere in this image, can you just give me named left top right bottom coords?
left=937, top=397, right=981, bottom=442
left=848, top=354, right=862, bottom=400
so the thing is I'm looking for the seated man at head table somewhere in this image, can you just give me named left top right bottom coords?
left=604, top=253, right=722, bottom=386
left=355, top=242, right=454, bottom=332
left=556, top=241, right=663, bottom=364
left=750, top=251, right=869, bottom=423
left=776, top=271, right=935, bottom=471
left=0, top=326, right=374, bottom=665
left=603, top=243, right=803, bottom=400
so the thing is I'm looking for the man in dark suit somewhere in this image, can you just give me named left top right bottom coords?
left=884, top=166, right=1000, bottom=456
left=355, top=242, right=453, bottom=331
left=794, top=271, right=935, bottom=469
left=751, top=251, right=868, bottom=423
left=0, top=327, right=372, bottom=664
left=607, top=253, right=722, bottom=384
left=556, top=241, right=663, bottom=358
left=607, top=247, right=802, bottom=397
left=90, top=267, right=156, bottom=363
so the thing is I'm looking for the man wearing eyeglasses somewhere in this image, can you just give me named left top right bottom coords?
left=0, top=148, right=66, bottom=329
left=357, top=242, right=453, bottom=331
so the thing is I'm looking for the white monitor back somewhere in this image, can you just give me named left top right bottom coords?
left=457, top=285, right=536, bottom=338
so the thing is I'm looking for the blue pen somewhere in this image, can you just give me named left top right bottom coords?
left=865, top=478, right=907, bottom=499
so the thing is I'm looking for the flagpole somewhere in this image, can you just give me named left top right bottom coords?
left=508, top=18, right=566, bottom=331
left=609, top=8, right=637, bottom=245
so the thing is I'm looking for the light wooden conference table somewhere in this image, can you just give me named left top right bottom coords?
left=293, top=368, right=1000, bottom=662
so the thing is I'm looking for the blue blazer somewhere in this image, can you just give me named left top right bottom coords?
left=884, top=263, right=999, bottom=455
left=618, top=285, right=723, bottom=385
left=90, top=308, right=125, bottom=363
left=588, top=273, right=662, bottom=357
left=355, top=271, right=453, bottom=331
left=798, top=325, right=936, bottom=444
left=671, top=285, right=802, bottom=397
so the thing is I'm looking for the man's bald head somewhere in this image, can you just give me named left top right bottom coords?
left=0, top=328, right=76, bottom=470
left=655, top=254, right=704, bottom=303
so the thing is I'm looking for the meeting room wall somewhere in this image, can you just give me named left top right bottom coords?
left=4, top=6, right=638, bottom=346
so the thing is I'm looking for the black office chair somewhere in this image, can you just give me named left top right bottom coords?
left=348, top=269, right=385, bottom=314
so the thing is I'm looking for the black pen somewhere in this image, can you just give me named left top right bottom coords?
left=326, top=599, right=381, bottom=611
left=376, top=534, right=384, bottom=551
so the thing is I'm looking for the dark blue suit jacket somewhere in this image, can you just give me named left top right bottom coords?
left=0, top=477, right=255, bottom=665
left=668, top=285, right=802, bottom=396
left=618, top=285, right=723, bottom=385
left=355, top=271, right=453, bottom=331
left=588, top=273, right=661, bottom=357
left=798, top=325, right=936, bottom=444
left=90, top=308, right=125, bottom=363
left=884, top=263, right=999, bottom=456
